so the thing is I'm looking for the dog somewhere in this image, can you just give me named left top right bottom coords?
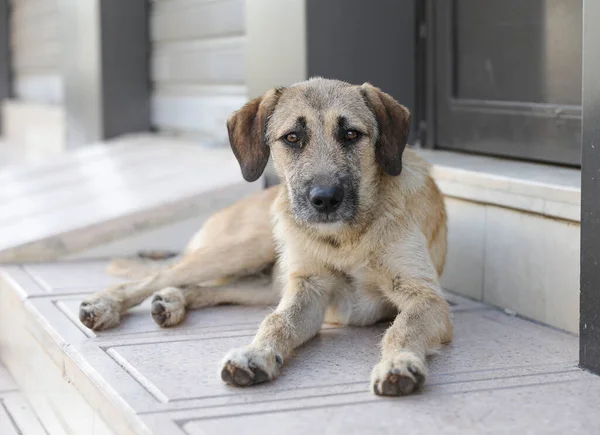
left=79, top=77, right=452, bottom=396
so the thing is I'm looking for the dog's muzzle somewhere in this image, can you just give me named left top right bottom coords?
left=308, top=185, right=344, bottom=214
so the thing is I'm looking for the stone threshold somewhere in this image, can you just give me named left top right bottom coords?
left=1, top=260, right=599, bottom=434
left=411, top=149, right=581, bottom=334
left=416, top=148, right=580, bottom=222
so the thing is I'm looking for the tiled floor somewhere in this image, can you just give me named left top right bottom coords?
left=0, top=363, right=49, bottom=434
left=1, top=260, right=599, bottom=435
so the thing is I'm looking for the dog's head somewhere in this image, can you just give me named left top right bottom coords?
left=227, top=78, right=411, bottom=229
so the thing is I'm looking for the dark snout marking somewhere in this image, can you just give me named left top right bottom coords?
left=309, top=185, right=344, bottom=213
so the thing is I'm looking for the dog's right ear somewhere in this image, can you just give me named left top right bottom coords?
left=227, top=87, right=284, bottom=182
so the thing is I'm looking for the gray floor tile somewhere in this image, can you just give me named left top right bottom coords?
left=1, top=261, right=598, bottom=434
left=0, top=364, right=49, bottom=435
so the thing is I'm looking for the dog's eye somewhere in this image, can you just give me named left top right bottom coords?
left=284, top=133, right=300, bottom=145
left=344, top=130, right=360, bottom=141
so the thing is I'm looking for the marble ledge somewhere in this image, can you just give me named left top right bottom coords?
left=416, top=149, right=581, bottom=222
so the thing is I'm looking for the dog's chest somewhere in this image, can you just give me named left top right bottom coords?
left=325, top=268, right=396, bottom=326
left=312, top=239, right=369, bottom=272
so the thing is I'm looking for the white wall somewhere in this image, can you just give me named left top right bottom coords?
left=441, top=197, right=580, bottom=334
left=10, top=0, right=63, bottom=104
left=150, top=0, right=247, bottom=146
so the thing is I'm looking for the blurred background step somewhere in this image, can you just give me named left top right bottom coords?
left=0, top=133, right=260, bottom=263
left=0, top=363, right=50, bottom=435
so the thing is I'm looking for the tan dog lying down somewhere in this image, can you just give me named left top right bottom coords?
left=79, top=78, right=452, bottom=397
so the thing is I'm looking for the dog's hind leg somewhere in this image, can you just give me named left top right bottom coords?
left=79, top=237, right=277, bottom=330
left=105, top=255, right=180, bottom=280
left=79, top=186, right=279, bottom=331
left=133, top=233, right=276, bottom=291
left=150, top=268, right=282, bottom=327
left=79, top=280, right=159, bottom=330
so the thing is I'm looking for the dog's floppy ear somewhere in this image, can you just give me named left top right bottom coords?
left=226, top=87, right=284, bottom=182
left=360, top=83, right=411, bottom=176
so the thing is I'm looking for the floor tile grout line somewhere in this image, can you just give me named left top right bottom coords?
left=172, top=378, right=588, bottom=425
left=479, top=311, right=578, bottom=337
left=451, top=307, right=494, bottom=313
left=98, top=332, right=258, bottom=350
left=137, top=365, right=582, bottom=414
left=0, top=399, right=21, bottom=434
left=428, top=360, right=578, bottom=377
left=427, top=367, right=581, bottom=387
left=52, top=299, right=97, bottom=339
left=92, top=323, right=262, bottom=339
left=20, top=267, right=54, bottom=293
left=96, top=325, right=351, bottom=348
left=104, top=348, right=171, bottom=404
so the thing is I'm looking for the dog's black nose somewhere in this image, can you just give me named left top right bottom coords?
left=309, top=185, right=344, bottom=213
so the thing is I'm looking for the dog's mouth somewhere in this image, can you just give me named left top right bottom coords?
left=289, top=191, right=358, bottom=227
left=309, top=212, right=344, bottom=224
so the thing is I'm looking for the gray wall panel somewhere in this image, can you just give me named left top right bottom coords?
left=306, top=0, right=417, bottom=143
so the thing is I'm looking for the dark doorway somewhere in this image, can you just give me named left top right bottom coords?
left=432, top=0, right=582, bottom=166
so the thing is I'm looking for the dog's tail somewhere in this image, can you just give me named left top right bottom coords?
left=106, top=251, right=180, bottom=279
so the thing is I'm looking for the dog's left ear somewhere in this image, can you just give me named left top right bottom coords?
left=360, top=83, right=411, bottom=176
left=227, top=87, right=284, bottom=182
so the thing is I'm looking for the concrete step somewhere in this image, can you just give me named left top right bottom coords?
left=0, top=363, right=50, bottom=435
left=0, top=133, right=260, bottom=263
left=1, top=260, right=598, bottom=434
left=418, top=149, right=581, bottom=334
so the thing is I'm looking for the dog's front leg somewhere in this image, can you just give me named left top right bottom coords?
left=371, top=235, right=453, bottom=397
left=220, top=273, right=334, bottom=387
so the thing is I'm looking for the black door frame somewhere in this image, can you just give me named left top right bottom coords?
left=426, top=0, right=582, bottom=167
left=579, top=0, right=600, bottom=375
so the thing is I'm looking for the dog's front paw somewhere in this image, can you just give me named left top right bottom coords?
left=151, top=287, right=186, bottom=327
left=371, top=351, right=427, bottom=396
left=79, top=296, right=122, bottom=331
left=220, top=346, right=283, bottom=387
